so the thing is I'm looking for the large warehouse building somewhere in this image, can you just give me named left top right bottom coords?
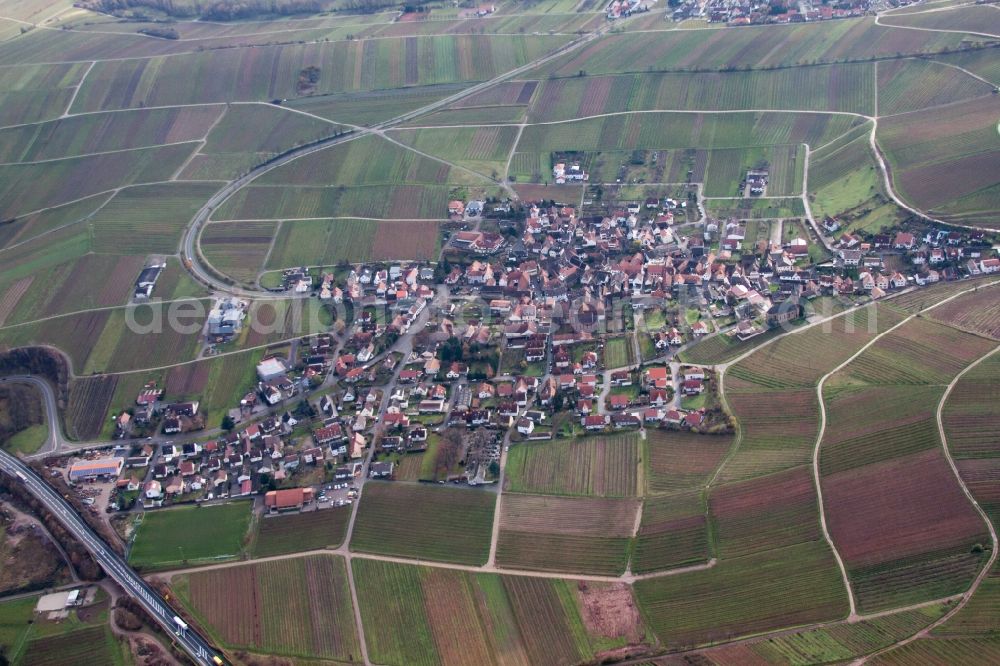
left=68, top=457, right=124, bottom=482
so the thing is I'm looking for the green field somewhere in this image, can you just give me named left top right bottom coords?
left=252, top=507, right=352, bottom=558
left=264, top=218, right=377, bottom=270
left=528, top=65, right=875, bottom=123
left=706, top=196, right=806, bottom=220
left=128, top=502, right=252, bottom=571
left=603, top=336, right=634, bottom=368
left=350, top=483, right=496, bottom=565
left=808, top=122, right=905, bottom=232
left=504, top=434, right=640, bottom=497
left=2, top=424, right=47, bottom=454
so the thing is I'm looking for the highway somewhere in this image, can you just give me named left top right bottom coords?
left=0, top=421, right=225, bottom=665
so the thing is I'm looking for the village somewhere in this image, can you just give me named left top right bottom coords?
left=668, top=0, right=878, bottom=25
left=52, top=176, right=997, bottom=538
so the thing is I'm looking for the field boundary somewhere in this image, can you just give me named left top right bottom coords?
left=813, top=280, right=1000, bottom=622
left=855, top=344, right=1000, bottom=663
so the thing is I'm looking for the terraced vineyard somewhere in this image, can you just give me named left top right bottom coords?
left=877, top=58, right=994, bottom=116
left=527, top=65, right=874, bottom=123
left=828, top=316, right=996, bottom=387
left=496, top=494, right=638, bottom=575
left=726, top=303, right=905, bottom=390
left=252, top=507, right=351, bottom=558
left=504, top=433, right=640, bottom=497
left=635, top=541, right=849, bottom=649
left=350, top=483, right=495, bottom=565
left=353, top=558, right=647, bottom=666
left=632, top=492, right=708, bottom=574
left=820, top=383, right=939, bottom=471
left=201, top=221, right=278, bottom=284
left=64, top=374, right=117, bottom=440
left=820, top=313, right=995, bottom=612
left=698, top=604, right=948, bottom=664
left=869, top=636, right=1000, bottom=665
left=178, top=555, right=360, bottom=662
left=877, top=96, right=1000, bottom=228
left=926, top=286, right=1000, bottom=340
left=719, top=389, right=819, bottom=481
left=644, top=429, right=732, bottom=494
left=710, top=465, right=822, bottom=559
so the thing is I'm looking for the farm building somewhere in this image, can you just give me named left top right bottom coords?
left=207, top=299, right=245, bottom=340
left=69, top=457, right=124, bottom=482
left=134, top=262, right=165, bottom=300
left=264, top=487, right=315, bottom=512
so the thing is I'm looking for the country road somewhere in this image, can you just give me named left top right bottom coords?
left=853, top=344, right=1000, bottom=664
left=0, top=376, right=72, bottom=457
left=5, top=280, right=997, bottom=666
left=0, top=5, right=998, bottom=666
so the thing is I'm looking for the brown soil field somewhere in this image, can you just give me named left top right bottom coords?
left=575, top=581, right=644, bottom=645
left=824, top=448, right=987, bottom=568
left=372, top=220, right=439, bottom=260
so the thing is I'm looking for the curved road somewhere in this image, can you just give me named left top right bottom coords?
left=0, top=376, right=66, bottom=456
left=0, top=375, right=134, bottom=460
left=180, top=28, right=609, bottom=296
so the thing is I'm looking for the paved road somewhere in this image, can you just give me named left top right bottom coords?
left=0, top=376, right=66, bottom=456
left=0, top=374, right=241, bottom=461
left=0, top=450, right=225, bottom=666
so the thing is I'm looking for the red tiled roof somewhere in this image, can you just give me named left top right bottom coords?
left=264, top=487, right=314, bottom=509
